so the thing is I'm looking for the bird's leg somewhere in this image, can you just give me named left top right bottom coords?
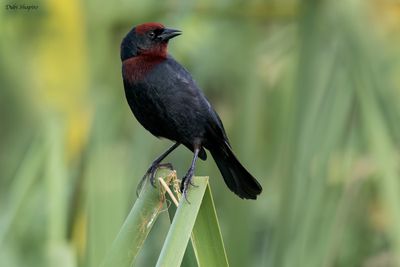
left=180, top=145, right=201, bottom=201
left=136, top=143, right=180, bottom=196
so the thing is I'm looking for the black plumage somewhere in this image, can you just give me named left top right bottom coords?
left=121, top=22, right=262, bottom=199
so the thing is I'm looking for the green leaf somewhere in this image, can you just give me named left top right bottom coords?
left=157, top=177, right=229, bottom=267
left=0, top=135, right=45, bottom=246
left=156, top=176, right=208, bottom=267
left=101, top=168, right=174, bottom=267
left=165, top=189, right=198, bottom=267
left=190, top=183, right=229, bottom=267
left=165, top=181, right=230, bottom=267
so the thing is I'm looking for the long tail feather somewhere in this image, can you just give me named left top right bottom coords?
left=210, top=142, right=262, bottom=199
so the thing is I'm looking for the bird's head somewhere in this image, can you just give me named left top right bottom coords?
left=120, top=22, right=181, bottom=61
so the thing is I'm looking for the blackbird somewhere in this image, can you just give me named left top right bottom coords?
left=121, top=22, right=262, bottom=199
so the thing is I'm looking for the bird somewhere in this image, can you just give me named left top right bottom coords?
left=120, top=22, right=262, bottom=199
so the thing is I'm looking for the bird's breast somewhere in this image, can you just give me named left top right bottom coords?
left=122, top=56, right=166, bottom=84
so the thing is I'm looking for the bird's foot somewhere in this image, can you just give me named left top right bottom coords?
left=180, top=168, right=196, bottom=203
left=136, top=162, right=174, bottom=196
left=148, top=162, right=174, bottom=186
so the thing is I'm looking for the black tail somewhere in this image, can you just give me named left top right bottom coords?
left=210, top=142, right=262, bottom=199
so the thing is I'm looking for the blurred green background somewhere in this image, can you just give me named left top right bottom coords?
left=1, top=0, right=400, bottom=266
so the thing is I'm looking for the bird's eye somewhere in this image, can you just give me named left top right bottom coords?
left=147, top=31, right=156, bottom=39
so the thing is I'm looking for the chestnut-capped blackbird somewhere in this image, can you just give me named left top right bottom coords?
left=120, top=22, right=262, bottom=199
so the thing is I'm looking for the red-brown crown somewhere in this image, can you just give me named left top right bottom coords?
left=135, top=22, right=165, bottom=34
left=121, top=22, right=181, bottom=61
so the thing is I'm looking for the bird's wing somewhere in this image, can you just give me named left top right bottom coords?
left=167, top=58, right=231, bottom=143
left=207, top=107, right=231, bottom=147
left=168, top=59, right=231, bottom=148
left=146, top=56, right=230, bottom=148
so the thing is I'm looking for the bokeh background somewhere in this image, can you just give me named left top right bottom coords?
left=1, top=0, right=400, bottom=266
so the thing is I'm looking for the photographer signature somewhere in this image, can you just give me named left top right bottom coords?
left=5, top=4, right=39, bottom=11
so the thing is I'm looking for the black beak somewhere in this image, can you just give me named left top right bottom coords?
left=158, top=28, right=182, bottom=41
